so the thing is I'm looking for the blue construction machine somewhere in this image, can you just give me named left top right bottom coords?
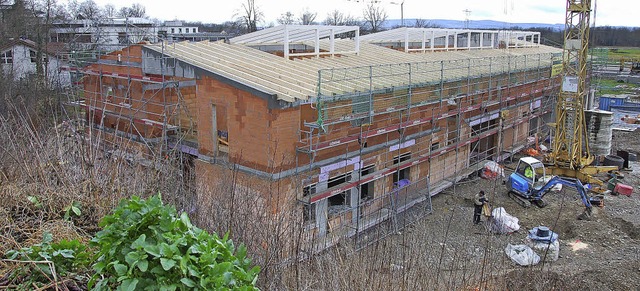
left=506, top=157, right=595, bottom=219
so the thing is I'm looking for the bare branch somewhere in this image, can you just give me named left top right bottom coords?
left=299, top=9, right=316, bottom=25
left=362, top=3, right=387, bottom=33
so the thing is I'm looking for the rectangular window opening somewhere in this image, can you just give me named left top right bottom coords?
left=430, top=142, right=440, bottom=152
left=392, top=152, right=411, bottom=183
left=359, top=166, right=375, bottom=201
left=327, top=173, right=351, bottom=214
left=1, top=50, right=12, bottom=64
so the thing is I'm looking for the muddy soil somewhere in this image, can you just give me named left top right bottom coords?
left=364, top=132, right=640, bottom=290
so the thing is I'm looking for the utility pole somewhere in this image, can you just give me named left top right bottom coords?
left=390, top=1, right=404, bottom=26
left=463, top=9, right=471, bottom=29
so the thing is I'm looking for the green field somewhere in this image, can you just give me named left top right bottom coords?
left=594, top=78, right=640, bottom=96
left=598, top=47, right=640, bottom=61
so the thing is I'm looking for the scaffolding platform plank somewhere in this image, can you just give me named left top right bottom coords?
left=305, top=107, right=550, bottom=203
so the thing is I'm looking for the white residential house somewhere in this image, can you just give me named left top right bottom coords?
left=0, top=39, right=71, bottom=87
left=160, top=20, right=199, bottom=36
left=49, top=18, right=233, bottom=51
left=49, top=18, right=158, bottom=51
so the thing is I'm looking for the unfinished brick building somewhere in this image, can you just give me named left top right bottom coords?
left=77, top=25, right=561, bottom=250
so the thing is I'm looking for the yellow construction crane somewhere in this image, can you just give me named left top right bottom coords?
left=545, top=0, right=618, bottom=187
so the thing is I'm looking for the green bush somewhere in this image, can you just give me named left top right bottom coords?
left=89, top=194, right=260, bottom=290
left=5, top=233, right=94, bottom=288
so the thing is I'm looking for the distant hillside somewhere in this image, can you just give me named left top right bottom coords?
left=384, top=19, right=565, bottom=31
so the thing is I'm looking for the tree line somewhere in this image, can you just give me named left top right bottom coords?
left=520, top=26, right=640, bottom=48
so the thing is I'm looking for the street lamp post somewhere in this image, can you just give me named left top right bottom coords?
left=390, top=1, right=404, bottom=27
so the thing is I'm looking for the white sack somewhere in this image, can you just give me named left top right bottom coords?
left=505, top=244, right=540, bottom=266
left=491, top=207, right=520, bottom=234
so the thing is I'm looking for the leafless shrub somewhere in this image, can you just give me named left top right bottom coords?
left=0, top=79, right=558, bottom=291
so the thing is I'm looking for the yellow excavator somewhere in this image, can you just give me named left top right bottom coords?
left=544, top=0, right=619, bottom=191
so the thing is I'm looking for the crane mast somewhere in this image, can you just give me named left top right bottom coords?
left=546, top=0, right=617, bottom=186
left=550, top=0, right=592, bottom=169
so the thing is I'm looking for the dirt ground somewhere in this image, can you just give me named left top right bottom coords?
left=359, top=131, right=640, bottom=290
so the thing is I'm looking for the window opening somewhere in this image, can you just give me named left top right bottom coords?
left=430, top=142, right=440, bottom=152
left=1, top=50, right=12, bottom=64
left=359, top=166, right=375, bottom=201
left=327, top=173, right=351, bottom=215
left=393, top=152, right=411, bottom=183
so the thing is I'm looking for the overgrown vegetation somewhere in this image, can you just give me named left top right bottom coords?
left=91, top=195, right=259, bottom=290
left=2, top=195, right=260, bottom=290
left=5, top=233, right=93, bottom=289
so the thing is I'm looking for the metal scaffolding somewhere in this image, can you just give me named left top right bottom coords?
left=296, top=50, right=559, bottom=251
left=61, top=40, right=197, bottom=163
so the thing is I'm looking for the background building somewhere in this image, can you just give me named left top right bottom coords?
left=1, top=38, right=71, bottom=87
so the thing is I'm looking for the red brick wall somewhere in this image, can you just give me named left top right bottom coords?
left=83, top=45, right=198, bottom=140
left=196, top=76, right=301, bottom=172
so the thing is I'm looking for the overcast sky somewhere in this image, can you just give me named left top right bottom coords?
left=88, top=0, right=639, bottom=27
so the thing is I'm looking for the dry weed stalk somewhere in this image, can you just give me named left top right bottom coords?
left=0, top=78, right=539, bottom=290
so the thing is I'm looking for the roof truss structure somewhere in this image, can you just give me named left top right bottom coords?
left=360, top=27, right=540, bottom=53
left=230, top=25, right=360, bottom=59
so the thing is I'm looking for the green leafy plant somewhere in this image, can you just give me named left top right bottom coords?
left=27, top=195, right=42, bottom=208
left=4, top=232, right=94, bottom=288
left=90, top=194, right=260, bottom=290
left=64, top=201, right=82, bottom=220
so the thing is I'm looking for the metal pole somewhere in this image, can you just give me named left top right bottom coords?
left=401, top=1, right=404, bottom=27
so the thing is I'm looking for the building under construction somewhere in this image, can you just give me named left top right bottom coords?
left=70, top=25, right=562, bottom=251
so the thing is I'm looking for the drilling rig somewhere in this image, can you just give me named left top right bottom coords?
left=545, top=0, right=618, bottom=189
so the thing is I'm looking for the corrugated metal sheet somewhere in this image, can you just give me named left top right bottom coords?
left=599, top=96, right=627, bottom=111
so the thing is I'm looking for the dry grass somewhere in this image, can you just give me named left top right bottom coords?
left=0, top=91, right=516, bottom=290
left=6, top=78, right=630, bottom=290
left=0, top=83, right=195, bottom=255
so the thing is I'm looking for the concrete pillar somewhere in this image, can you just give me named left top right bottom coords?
left=350, top=169, right=361, bottom=228
left=316, top=181, right=328, bottom=237
left=445, top=31, right=449, bottom=50
left=430, top=31, right=435, bottom=51
left=453, top=33, right=458, bottom=49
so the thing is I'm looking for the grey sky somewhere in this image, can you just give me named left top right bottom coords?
left=88, top=0, right=638, bottom=27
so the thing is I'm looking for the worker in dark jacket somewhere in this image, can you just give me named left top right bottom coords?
left=474, top=190, right=489, bottom=225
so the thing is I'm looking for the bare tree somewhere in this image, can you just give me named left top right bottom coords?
left=362, top=3, right=387, bottom=33
left=65, top=0, right=78, bottom=18
left=117, top=6, right=128, bottom=17
left=74, top=0, right=102, bottom=20
left=298, top=9, right=316, bottom=25
left=323, top=10, right=359, bottom=26
left=237, top=0, right=263, bottom=33
left=128, top=3, right=146, bottom=18
left=103, top=4, right=116, bottom=18
left=117, top=3, right=146, bottom=18
left=324, top=10, right=345, bottom=26
left=277, top=11, right=295, bottom=25
left=414, top=18, right=440, bottom=28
